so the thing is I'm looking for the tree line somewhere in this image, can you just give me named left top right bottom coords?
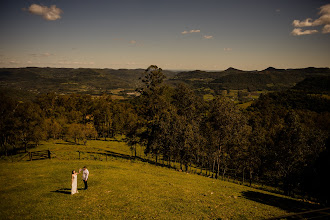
left=0, top=65, right=329, bottom=203
left=0, top=91, right=137, bottom=152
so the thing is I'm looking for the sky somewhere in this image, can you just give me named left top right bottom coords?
left=1, top=0, right=330, bottom=70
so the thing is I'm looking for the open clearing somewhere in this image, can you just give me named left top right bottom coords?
left=0, top=140, right=321, bottom=219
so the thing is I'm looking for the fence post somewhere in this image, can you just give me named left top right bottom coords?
left=48, top=150, right=51, bottom=159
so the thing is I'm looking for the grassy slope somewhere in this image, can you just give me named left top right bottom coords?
left=0, top=140, right=319, bottom=219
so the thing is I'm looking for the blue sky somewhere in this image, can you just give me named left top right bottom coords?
left=1, top=0, right=329, bottom=70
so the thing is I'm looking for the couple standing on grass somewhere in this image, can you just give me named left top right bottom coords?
left=71, top=166, right=89, bottom=195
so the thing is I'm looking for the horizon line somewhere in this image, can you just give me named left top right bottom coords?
left=1, top=66, right=329, bottom=72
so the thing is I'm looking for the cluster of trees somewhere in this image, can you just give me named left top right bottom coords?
left=128, top=66, right=329, bottom=201
left=1, top=65, right=329, bottom=202
left=0, top=91, right=137, bottom=153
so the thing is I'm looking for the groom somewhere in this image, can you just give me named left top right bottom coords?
left=82, top=166, right=89, bottom=190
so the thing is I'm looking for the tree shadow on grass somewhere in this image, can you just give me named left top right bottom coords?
left=241, top=191, right=321, bottom=213
left=100, top=149, right=165, bottom=167
left=55, top=141, right=81, bottom=145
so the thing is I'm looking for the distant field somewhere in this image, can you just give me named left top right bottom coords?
left=0, top=140, right=321, bottom=219
left=203, top=94, right=214, bottom=101
left=202, top=89, right=265, bottom=105
left=238, top=101, right=254, bottom=109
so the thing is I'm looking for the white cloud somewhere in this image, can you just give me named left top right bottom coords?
left=181, top=29, right=201, bottom=34
left=224, top=48, right=232, bottom=51
left=292, top=18, right=314, bottom=27
left=26, top=4, right=63, bottom=21
left=129, top=40, right=137, bottom=44
left=291, top=28, right=318, bottom=36
left=291, top=4, right=330, bottom=35
left=190, top=29, right=200, bottom=33
left=315, top=4, right=330, bottom=27
left=30, top=52, right=55, bottom=57
left=43, top=52, right=53, bottom=57
left=319, top=3, right=330, bottom=13
left=126, top=61, right=138, bottom=65
left=322, top=24, right=330, bottom=33
left=203, top=35, right=213, bottom=39
left=57, top=60, right=95, bottom=66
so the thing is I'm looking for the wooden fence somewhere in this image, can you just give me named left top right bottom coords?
left=15, top=149, right=253, bottom=187
left=18, top=150, right=52, bottom=161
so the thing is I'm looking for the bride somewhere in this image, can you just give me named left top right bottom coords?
left=71, top=169, right=81, bottom=195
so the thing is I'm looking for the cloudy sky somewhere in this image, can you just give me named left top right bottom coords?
left=1, top=0, right=329, bottom=70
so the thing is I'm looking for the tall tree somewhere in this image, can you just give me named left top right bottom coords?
left=92, top=95, right=113, bottom=139
left=202, top=96, right=248, bottom=179
left=15, top=101, right=46, bottom=152
left=272, top=111, right=326, bottom=195
left=134, top=65, right=170, bottom=162
left=171, top=84, right=204, bottom=171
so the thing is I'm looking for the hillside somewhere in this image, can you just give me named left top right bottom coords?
left=0, top=67, right=176, bottom=95
left=0, top=139, right=322, bottom=219
left=1, top=67, right=329, bottom=103
left=1, top=67, right=329, bottom=97
left=293, top=75, right=330, bottom=94
left=170, top=67, right=330, bottom=92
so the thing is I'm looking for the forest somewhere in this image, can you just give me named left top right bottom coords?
left=1, top=65, right=329, bottom=203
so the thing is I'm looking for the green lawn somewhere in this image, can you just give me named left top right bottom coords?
left=0, top=140, right=321, bottom=219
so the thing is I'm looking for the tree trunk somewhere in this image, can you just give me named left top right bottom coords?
left=242, top=168, right=245, bottom=185
left=283, top=175, right=291, bottom=196
left=216, top=146, right=222, bottom=179
left=216, top=157, right=220, bottom=179
left=189, top=160, right=192, bottom=173
left=249, top=169, right=253, bottom=187
left=24, top=142, right=28, bottom=153
left=134, top=145, right=137, bottom=158
left=212, top=159, right=216, bottom=178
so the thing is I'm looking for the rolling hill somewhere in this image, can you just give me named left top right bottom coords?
left=0, top=67, right=329, bottom=97
left=293, top=75, right=330, bottom=94
left=0, top=67, right=176, bottom=95
left=170, top=67, right=330, bottom=92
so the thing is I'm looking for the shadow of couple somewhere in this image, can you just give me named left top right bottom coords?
left=51, top=188, right=85, bottom=195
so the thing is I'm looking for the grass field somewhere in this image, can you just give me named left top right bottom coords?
left=0, top=140, right=321, bottom=219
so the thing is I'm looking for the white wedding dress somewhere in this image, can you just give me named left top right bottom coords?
left=71, top=174, right=78, bottom=195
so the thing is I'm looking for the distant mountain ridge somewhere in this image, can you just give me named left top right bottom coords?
left=0, top=67, right=176, bottom=94
left=0, top=67, right=329, bottom=95
left=171, top=67, right=330, bottom=92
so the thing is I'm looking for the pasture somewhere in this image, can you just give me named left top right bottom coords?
left=0, top=140, right=321, bottom=219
